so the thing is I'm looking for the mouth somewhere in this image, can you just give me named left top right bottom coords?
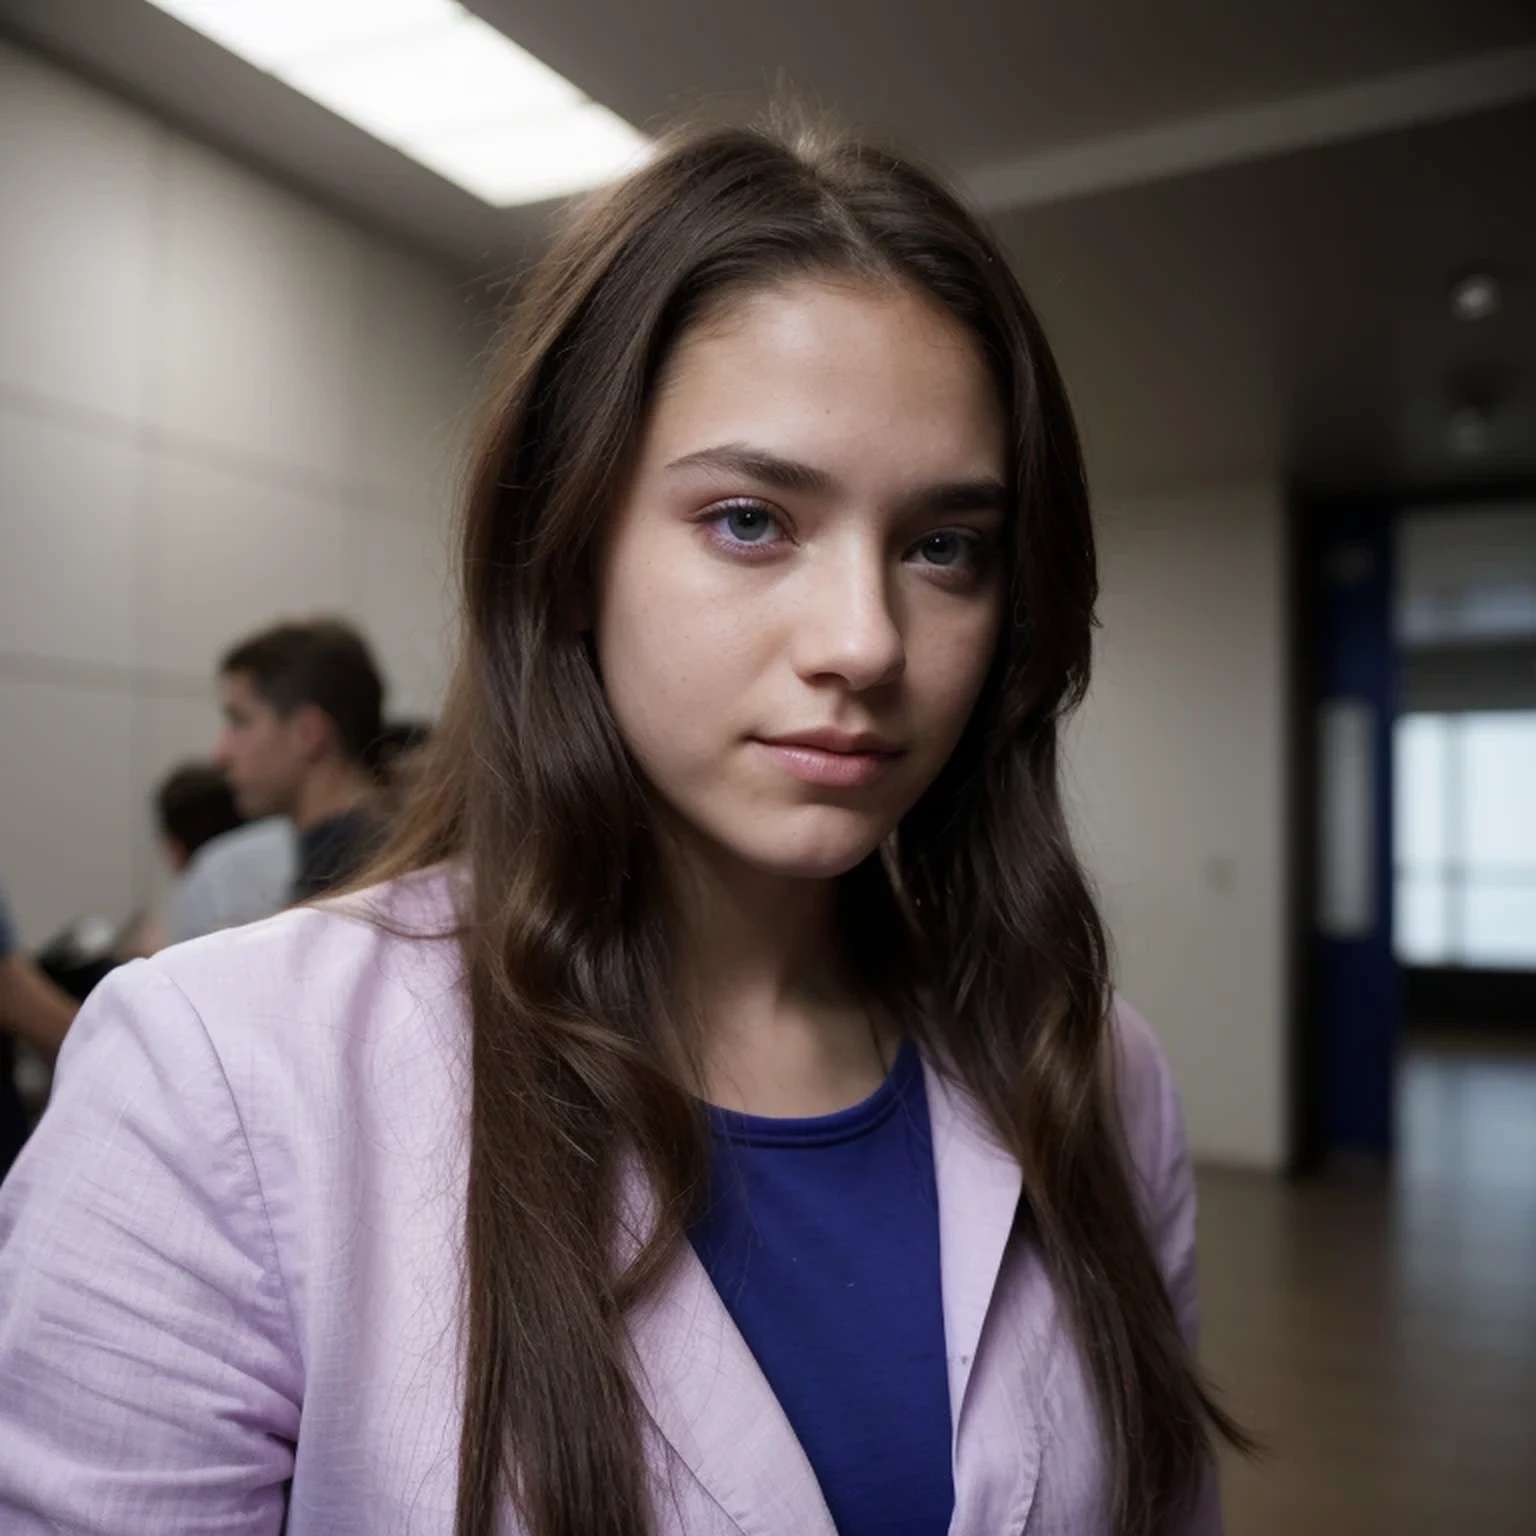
left=753, top=730, right=904, bottom=789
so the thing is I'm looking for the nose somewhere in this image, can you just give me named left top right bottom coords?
left=791, top=540, right=906, bottom=692
left=212, top=729, right=234, bottom=771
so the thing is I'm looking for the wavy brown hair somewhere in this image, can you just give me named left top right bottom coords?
left=371, top=118, right=1246, bottom=1536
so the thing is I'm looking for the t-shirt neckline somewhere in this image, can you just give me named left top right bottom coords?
left=704, top=1037, right=921, bottom=1149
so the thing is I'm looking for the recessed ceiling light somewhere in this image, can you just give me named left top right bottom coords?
left=1448, top=271, right=1501, bottom=323
left=144, top=0, right=649, bottom=206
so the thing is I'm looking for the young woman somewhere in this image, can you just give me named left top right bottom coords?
left=0, top=121, right=1244, bottom=1535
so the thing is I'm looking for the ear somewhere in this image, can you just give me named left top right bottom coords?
left=289, top=700, right=335, bottom=762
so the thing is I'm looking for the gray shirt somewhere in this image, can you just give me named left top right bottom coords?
left=169, top=819, right=297, bottom=945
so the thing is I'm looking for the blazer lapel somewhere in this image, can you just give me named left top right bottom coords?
left=923, top=1059, right=1046, bottom=1535
left=620, top=1069, right=1040, bottom=1536
left=922, top=1059, right=1024, bottom=1427
left=622, top=1172, right=837, bottom=1536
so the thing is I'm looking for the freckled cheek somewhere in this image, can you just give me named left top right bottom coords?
left=907, top=609, right=1001, bottom=748
left=600, top=585, right=765, bottom=758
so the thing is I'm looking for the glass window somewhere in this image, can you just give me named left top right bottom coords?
left=1394, top=715, right=1450, bottom=872
left=1394, top=710, right=1536, bottom=969
left=1395, top=872, right=1449, bottom=965
left=1462, top=714, right=1536, bottom=870
left=1461, top=884, right=1536, bottom=968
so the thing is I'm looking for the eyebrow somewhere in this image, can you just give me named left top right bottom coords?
left=905, top=477, right=1009, bottom=518
left=665, top=443, right=836, bottom=497
left=664, top=441, right=1009, bottom=518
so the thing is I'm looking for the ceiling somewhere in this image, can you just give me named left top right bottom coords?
left=2, top=0, right=1534, bottom=496
left=997, top=100, right=1536, bottom=494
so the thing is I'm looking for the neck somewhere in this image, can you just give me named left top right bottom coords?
left=291, top=760, right=373, bottom=833
left=665, top=828, right=897, bottom=1116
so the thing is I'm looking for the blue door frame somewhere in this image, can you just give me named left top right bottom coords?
left=1305, top=504, right=1399, bottom=1158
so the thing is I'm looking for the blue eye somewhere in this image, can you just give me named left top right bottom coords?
left=703, top=500, right=786, bottom=549
left=916, top=530, right=974, bottom=568
left=722, top=503, right=775, bottom=543
left=700, top=500, right=787, bottom=559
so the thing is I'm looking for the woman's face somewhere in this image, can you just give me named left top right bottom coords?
left=593, top=275, right=1007, bottom=881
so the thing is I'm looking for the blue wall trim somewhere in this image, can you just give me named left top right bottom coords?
left=1311, top=508, right=1399, bottom=1155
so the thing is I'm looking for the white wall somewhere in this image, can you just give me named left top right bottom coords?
left=0, top=41, right=483, bottom=943
left=1066, top=484, right=1290, bottom=1169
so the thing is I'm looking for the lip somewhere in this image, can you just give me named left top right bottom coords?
left=753, top=730, right=903, bottom=789
left=759, top=727, right=899, bottom=755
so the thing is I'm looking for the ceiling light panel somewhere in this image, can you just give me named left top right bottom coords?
left=401, top=100, right=650, bottom=205
left=145, top=0, right=649, bottom=206
left=150, top=0, right=453, bottom=71
left=285, top=16, right=580, bottom=141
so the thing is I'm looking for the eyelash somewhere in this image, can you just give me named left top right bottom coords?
left=700, top=499, right=786, bottom=557
left=700, top=498, right=995, bottom=585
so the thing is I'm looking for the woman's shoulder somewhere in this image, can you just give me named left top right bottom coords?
left=25, top=866, right=472, bottom=1284
left=1105, top=997, right=1199, bottom=1308
left=73, top=869, right=470, bottom=1143
left=1107, top=995, right=1182, bottom=1150
left=154, top=867, right=465, bottom=1038
left=0, top=874, right=472, bottom=1524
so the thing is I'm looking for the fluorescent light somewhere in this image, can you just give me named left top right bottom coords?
left=145, top=0, right=649, bottom=206
left=402, top=102, right=651, bottom=206
left=285, top=15, right=580, bottom=141
left=149, top=0, right=454, bottom=71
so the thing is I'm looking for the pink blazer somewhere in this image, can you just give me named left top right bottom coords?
left=0, top=875, right=1221, bottom=1534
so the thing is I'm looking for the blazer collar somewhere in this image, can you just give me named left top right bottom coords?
left=622, top=1054, right=1030, bottom=1536
left=625, top=1226, right=837, bottom=1536
left=921, top=1056, right=1026, bottom=1431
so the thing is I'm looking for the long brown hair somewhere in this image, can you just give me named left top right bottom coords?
left=372, top=116, right=1245, bottom=1536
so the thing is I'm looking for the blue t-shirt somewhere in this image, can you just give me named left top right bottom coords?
left=689, top=1040, right=954, bottom=1536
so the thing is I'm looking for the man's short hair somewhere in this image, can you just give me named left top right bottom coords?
left=373, top=720, right=432, bottom=777
left=156, top=764, right=244, bottom=857
left=220, top=619, right=385, bottom=771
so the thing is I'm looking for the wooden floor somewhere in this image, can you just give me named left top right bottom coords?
left=1197, top=1037, right=1536, bottom=1535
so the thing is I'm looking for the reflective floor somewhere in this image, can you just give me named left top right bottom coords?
left=1199, top=1035, right=1536, bottom=1535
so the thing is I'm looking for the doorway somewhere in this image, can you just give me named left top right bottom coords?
left=1298, top=496, right=1536, bottom=1167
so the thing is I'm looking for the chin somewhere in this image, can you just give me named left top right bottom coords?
left=728, top=810, right=891, bottom=883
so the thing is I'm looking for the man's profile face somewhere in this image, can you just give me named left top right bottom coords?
left=213, top=671, right=308, bottom=820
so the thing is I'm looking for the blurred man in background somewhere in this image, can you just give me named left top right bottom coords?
left=156, top=762, right=296, bottom=947
left=215, top=619, right=387, bottom=900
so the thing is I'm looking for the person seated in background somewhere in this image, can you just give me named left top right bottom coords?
left=156, top=762, right=243, bottom=875
left=0, top=881, right=78, bottom=1177
left=215, top=619, right=387, bottom=901
left=157, top=762, right=296, bottom=947
left=0, top=883, right=77, bottom=1060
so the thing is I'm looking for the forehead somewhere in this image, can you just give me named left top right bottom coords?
left=220, top=670, right=273, bottom=716
left=644, top=276, right=1005, bottom=483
